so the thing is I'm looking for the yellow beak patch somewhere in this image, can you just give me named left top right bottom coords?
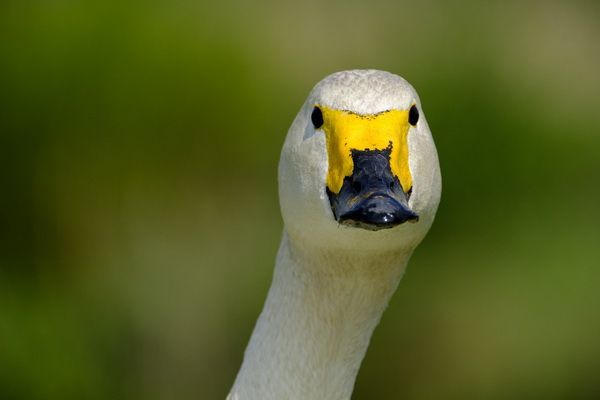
left=319, top=106, right=413, bottom=194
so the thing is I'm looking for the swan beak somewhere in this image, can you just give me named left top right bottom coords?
left=327, top=146, right=419, bottom=231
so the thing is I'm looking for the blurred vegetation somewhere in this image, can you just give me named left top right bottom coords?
left=1, top=0, right=599, bottom=399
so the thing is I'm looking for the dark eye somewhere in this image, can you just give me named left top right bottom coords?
left=311, top=106, right=324, bottom=129
left=409, top=104, right=419, bottom=126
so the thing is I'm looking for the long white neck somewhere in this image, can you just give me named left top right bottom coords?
left=228, top=233, right=413, bottom=400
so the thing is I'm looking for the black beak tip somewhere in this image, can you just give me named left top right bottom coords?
left=337, top=197, right=419, bottom=231
left=327, top=146, right=419, bottom=231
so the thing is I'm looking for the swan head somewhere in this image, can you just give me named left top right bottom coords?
left=279, top=70, right=441, bottom=254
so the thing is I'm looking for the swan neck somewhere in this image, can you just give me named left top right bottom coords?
left=228, top=233, right=412, bottom=400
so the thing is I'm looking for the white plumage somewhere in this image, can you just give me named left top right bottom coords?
left=228, top=70, right=442, bottom=400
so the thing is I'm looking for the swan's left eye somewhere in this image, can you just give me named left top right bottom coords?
left=311, top=106, right=324, bottom=129
left=408, top=105, right=419, bottom=126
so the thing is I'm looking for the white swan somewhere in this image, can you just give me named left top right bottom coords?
left=228, top=69, right=441, bottom=400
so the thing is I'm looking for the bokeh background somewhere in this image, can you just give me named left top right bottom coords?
left=1, top=0, right=600, bottom=399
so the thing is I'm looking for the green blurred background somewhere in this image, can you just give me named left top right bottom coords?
left=1, top=0, right=599, bottom=399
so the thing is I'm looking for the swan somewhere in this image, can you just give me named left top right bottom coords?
left=228, top=69, right=441, bottom=400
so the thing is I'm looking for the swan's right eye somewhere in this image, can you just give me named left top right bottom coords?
left=311, top=106, right=324, bottom=129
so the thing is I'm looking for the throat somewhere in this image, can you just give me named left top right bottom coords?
left=229, top=234, right=412, bottom=400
